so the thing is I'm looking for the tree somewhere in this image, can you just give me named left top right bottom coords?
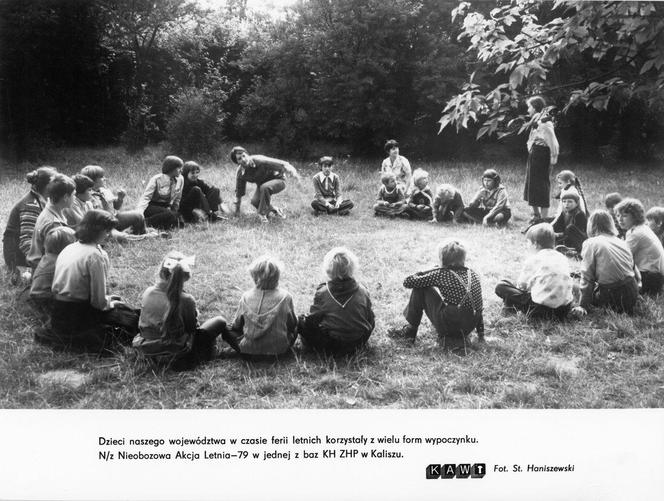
left=439, top=1, right=664, bottom=159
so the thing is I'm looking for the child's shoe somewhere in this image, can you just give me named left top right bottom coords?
left=338, top=209, right=350, bottom=216
left=271, top=207, right=286, bottom=219
left=259, top=214, right=270, bottom=224
left=387, top=324, right=418, bottom=342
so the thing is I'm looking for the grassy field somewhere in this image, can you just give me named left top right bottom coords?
left=1, top=145, right=663, bottom=409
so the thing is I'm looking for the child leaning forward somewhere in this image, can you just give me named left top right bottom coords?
left=431, top=184, right=464, bottom=223
left=298, top=247, right=375, bottom=354
left=228, top=255, right=297, bottom=358
left=495, top=223, right=574, bottom=320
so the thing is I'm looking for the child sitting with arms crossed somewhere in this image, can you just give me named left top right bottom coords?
left=388, top=239, right=484, bottom=353
left=298, top=247, right=374, bottom=354
left=228, top=255, right=297, bottom=358
left=133, top=252, right=235, bottom=370
left=431, top=184, right=465, bottom=223
left=405, top=169, right=434, bottom=220
left=311, top=156, right=354, bottom=216
left=645, top=207, right=664, bottom=246
left=373, top=172, right=407, bottom=218
left=495, top=223, right=574, bottom=320
left=462, top=169, right=511, bottom=226
left=552, top=191, right=587, bottom=255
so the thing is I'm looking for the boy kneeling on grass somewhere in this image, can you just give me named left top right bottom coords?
left=388, top=239, right=484, bottom=353
left=495, top=223, right=574, bottom=320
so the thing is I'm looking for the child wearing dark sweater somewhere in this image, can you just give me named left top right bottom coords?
left=311, top=156, right=354, bottom=216
left=405, top=169, right=434, bottom=220
left=552, top=191, right=587, bottom=254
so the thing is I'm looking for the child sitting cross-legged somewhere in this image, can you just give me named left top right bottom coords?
left=462, top=169, right=511, bottom=226
left=405, top=169, right=434, bottom=220
left=311, top=156, right=354, bottom=216
left=373, top=172, right=407, bottom=217
left=388, top=239, right=484, bottom=353
left=298, top=247, right=375, bottom=354
left=133, top=252, right=236, bottom=370
left=645, top=207, right=664, bottom=247
left=552, top=191, right=587, bottom=255
left=431, top=184, right=465, bottom=223
left=495, top=223, right=573, bottom=320
left=227, top=255, right=297, bottom=358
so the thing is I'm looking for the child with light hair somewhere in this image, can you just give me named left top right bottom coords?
left=388, top=239, right=484, bottom=352
left=405, top=169, right=434, bottom=220
left=554, top=170, right=587, bottom=217
left=311, top=156, right=354, bottom=216
left=298, top=247, right=375, bottom=354
left=571, top=210, right=640, bottom=316
left=431, top=184, right=465, bottom=223
left=645, top=207, right=664, bottom=246
left=614, top=198, right=664, bottom=295
left=373, top=172, right=407, bottom=217
left=495, top=223, right=573, bottom=320
left=228, top=255, right=297, bottom=357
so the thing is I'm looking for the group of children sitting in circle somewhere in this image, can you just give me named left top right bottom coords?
left=3, top=143, right=664, bottom=368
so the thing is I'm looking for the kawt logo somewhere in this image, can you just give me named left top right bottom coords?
left=426, top=463, right=486, bottom=479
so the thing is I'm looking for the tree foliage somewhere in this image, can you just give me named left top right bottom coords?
left=439, top=1, right=664, bottom=158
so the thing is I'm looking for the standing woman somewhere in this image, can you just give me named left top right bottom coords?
left=524, top=96, right=559, bottom=224
left=230, top=146, right=301, bottom=224
left=3, top=166, right=57, bottom=282
left=381, top=139, right=412, bottom=194
left=137, top=156, right=184, bottom=230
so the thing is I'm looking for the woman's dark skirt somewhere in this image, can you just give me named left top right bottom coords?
left=524, top=144, right=551, bottom=208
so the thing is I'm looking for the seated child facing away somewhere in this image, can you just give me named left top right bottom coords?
left=373, top=172, right=407, bottom=217
left=133, top=252, right=235, bottom=370
left=298, top=247, right=374, bottom=354
left=405, top=169, right=433, bottom=220
left=431, top=184, right=464, bottom=223
left=388, top=239, right=484, bottom=352
left=571, top=210, right=640, bottom=316
left=615, top=198, right=664, bottom=296
left=311, top=156, right=354, bottom=216
left=552, top=191, right=587, bottom=254
left=228, top=255, right=297, bottom=357
left=645, top=207, right=664, bottom=247
left=605, top=192, right=625, bottom=239
left=29, top=226, right=76, bottom=316
left=495, top=223, right=573, bottom=320
left=462, top=169, right=511, bottom=226
left=554, top=170, right=587, bottom=217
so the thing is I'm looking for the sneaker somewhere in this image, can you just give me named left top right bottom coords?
left=259, top=215, right=270, bottom=224
left=270, top=207, right=285, bottom=219
left=192, top=209, right=207, bottom=223
left=337, top=209, right=350, bottom=216
left=387, top=324, right=418, bottom=342
left=209, top=211, right=227, bottom=222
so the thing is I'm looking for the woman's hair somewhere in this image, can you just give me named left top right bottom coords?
left=249, top=255, right=282, bottom=290
left=438, top=239, right=467, bottom=267
left=412, top=168, right=428, bottom=186
left=525, top=223, right=555, bottom=249
left=587, top=210, right=618, bottom=237
left=230, top=146, right=248, bottom=164
left=73, top=174, right=95, bottom=195
left=604, top=192, right=623, bottom=210
left=323, top=247, right=358, bottom=280
left=162, top=155, right=184, bottom=175
left=381, top=172, right=396, bottom=185
left=614, top=198, right=646, bottom=226
left=44, top=226, right=76, bottom=255
left=46, top=174, right=76, bottom=203
left=384, top=139, right=399, bottom=153
left=482, top=168, right=501, bottom=187
left=80, top=165, right=105, bottom=182
left=319, top=156, right=334, bottom=167
left=158, top=251, right=192, bottom=340
left=182, top=161, right=201, bottom=179
left=556, top=170, right=576, bottom=184
left=76, top=209, right=118, bottom=243
left=436, top=184, right=456, bottom=202
left=646, top=207, right=664, bottom=227
left=527, top=96, right=546, bottom=113
left=26, top=166, right=57, bottom=193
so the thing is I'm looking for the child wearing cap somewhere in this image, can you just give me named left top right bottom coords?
left=462, top=169, right=511, bottom=226
left=405, top=169, right=434, bottom=220
left=552, top=191, right=587, bottom=254
left=311, top=156, right=354, bottom=216
left=495, top=223, right=574, bottom=320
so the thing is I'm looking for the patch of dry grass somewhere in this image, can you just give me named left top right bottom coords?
left=0, top=144, right=663, bottom=408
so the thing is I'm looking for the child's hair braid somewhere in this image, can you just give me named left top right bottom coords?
left=574, top=178, right=589, bottom=217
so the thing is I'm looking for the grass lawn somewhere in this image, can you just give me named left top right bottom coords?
left=1, top=145, right=663, bottom=409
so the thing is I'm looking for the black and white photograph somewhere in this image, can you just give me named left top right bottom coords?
left=0, top=0, right=662, bottom=499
